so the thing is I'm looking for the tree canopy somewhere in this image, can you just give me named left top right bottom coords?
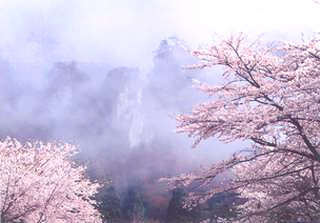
left=0, top=138, right=101, bottom=223
left=167, top=34, right=320, bottom=222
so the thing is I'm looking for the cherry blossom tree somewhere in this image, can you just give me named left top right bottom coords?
left=0, top=138, right=102, bottom=223
left=167, top=34, right=320, bottom=222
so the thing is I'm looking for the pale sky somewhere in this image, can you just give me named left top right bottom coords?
left=0, top=0, right=318, bottom=73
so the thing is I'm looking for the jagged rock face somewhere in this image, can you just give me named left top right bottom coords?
left=47, top=61, right=88, bottom=96
left=102, top=66, right=143, bottom=149
left=148, top=40, right=191, bottom=110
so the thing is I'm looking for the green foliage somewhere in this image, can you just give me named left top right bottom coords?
left=205, top=192, right=243, bottom=222
left=96, top=185, right=122, bottom=223
left=165, top=187, right=200, bottom=223
left=123, top=186, right=146, bottom=222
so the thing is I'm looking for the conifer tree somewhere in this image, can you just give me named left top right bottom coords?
left=165, top=187, right=200, bottom=223
left=123, top=186, right=145, bottom=223
left=96, top=185, right=122, bottom=223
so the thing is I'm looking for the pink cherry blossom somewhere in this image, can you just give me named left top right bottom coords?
left=0, top=138, right=102, bottom=223
left=168, top=33, right=320, bottom=222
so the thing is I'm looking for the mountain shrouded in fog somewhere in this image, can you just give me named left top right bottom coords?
left=1, top=38, right=240, bottom=222
left=1, top=0, right=319, bottom=222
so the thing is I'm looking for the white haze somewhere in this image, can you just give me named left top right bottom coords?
left=0, top=0, right=319, bottom=185
left=0, top=0, right=318, bottom=74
